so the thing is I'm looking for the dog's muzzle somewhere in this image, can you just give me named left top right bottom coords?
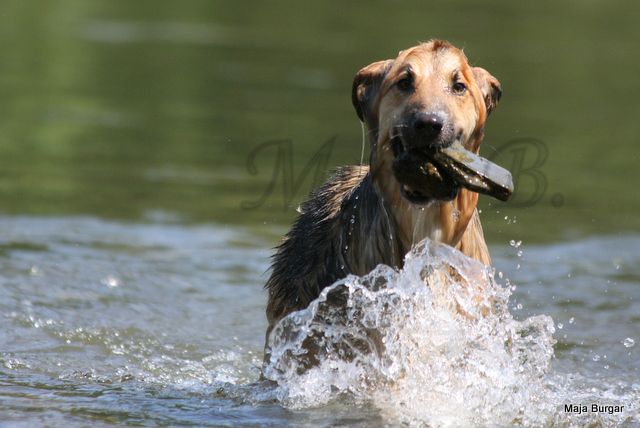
left=390, top=110, right=514, bottom=205
left=389, top=110, right=459, bottom=204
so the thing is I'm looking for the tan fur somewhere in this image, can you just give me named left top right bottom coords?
left=263, top=40, right=502, bottom=365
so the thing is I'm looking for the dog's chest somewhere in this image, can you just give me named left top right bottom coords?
left=395, top=202, right=445, bottom=248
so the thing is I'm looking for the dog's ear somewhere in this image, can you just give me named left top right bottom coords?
left=472, top=67, right=502, bottom=115
left=352, top=59, right=393, bottom=128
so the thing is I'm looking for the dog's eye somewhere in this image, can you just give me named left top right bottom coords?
left=396, top=75, right=414, bottom=92
left=452, top=81, right=467, bottom=94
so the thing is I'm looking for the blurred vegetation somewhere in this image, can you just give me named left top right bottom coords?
left=0, top=0, right=638, bottom=243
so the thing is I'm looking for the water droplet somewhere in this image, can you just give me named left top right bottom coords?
left=102, top=275, right=121, bottom=288
left=30, top=266, right=41, bottom=276
left=569, top=317, right=575, bottom=324
left=592, top=354, right=601, bottom=361
left=623, top=338, right=635, bottom=348
left=498, top=271, right=503, bottom=279
left=516, top=303, right=523, bottom=310
left=557, top=323, right=563, bottom=330
left=516, top=250, right=523, bottom=257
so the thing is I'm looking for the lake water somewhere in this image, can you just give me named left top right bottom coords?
left=0, top=1, right=639, bottom=426
left=0, top=217, right=638, bottom=426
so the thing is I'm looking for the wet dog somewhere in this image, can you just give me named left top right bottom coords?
left=263, top=40, right=503, bottom=363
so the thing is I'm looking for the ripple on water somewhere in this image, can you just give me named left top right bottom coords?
left=0, top=218, right=638, bottom=426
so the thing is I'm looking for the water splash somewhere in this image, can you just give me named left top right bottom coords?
left=262, top=239, right=558, bottom=426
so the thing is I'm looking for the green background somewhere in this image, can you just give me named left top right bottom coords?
left=1, top=0, right=638, bottom=243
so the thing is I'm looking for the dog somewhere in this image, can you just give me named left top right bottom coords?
left=263, top=40, right=502, bottom=363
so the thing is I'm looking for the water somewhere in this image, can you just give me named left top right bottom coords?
left=1, top=0, right=640, bottom=425
left=263, top=239, right=557, bottom=426
left=0, top=216, right=638, bottom=426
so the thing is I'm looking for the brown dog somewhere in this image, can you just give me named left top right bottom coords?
left=263, top=40, right=502, bottom=361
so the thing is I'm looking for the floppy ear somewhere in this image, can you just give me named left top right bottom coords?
left=352, top=59, right=393, bottom=129
left=472, top=67, right=502, bottom=115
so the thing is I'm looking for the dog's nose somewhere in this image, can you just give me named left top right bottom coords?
left=413, top=112, right=444, bottom=139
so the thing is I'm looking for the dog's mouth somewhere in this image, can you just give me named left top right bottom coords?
left=401, top=183, right=436, bottom=204
left=391, top=137, right=459, bottom=205
left=390, top=136, right=514, bottom=205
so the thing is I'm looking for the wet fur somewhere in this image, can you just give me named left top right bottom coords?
left=264, top=40, right=501, bottom=361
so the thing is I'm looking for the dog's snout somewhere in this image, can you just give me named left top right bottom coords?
left=414, top=112, right=443, bottom=138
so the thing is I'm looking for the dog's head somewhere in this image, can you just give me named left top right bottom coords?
left=352, top=40, right=501, bottom=205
